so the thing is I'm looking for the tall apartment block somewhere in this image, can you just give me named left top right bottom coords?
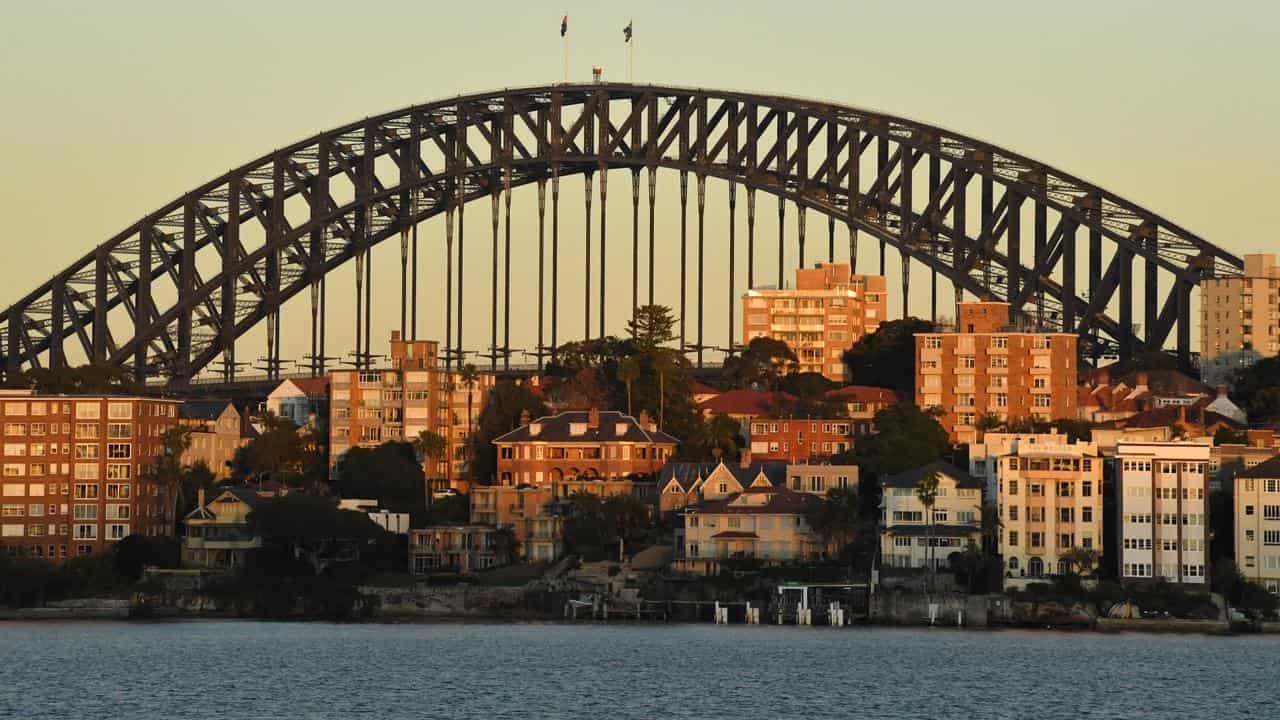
left=915, top=302, right=1077, bottom=444
left=1233, top=456, right=1280, bottom=595
left=742, top=263, right=886, bottom=381
left=1116, top=440, right=1212, bottom=586
left=997, top=439, right=1103, bottom=584
left=328, top=332, right=493, bottom=489
left=1, top=390, right=180, bottom=563
left=1200, top=253, right=1280, bottom=360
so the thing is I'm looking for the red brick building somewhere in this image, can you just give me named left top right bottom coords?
left=746, top=418, right=855, bottom=462
left=492, top=408, right=678, bottom=485
left=1, top=390, right=181, bottom=563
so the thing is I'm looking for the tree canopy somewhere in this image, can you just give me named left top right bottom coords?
left=3, top=364, right=143, bottom=395
left=1231, top=357, right=1280, bottom=427
left=470, top=380, right=550, bottom=485
left=841, top=318, right=936, bottom=398
left=722, top=337, right=798, bottom=390
left=848, top=403, right=951, bottom=477
left=333, top=441, right=426, bottom=515
left=230, top=412, right=323, bottom=487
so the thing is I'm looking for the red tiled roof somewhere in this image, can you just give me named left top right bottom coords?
left=691, top=380, right=721, bottom=397
left=699, top=389, right=797, bottom=416
left=692, top=485, right=825, bottom=515
left=824, top=385, right=899, bottom=404
left=287, top=376, right=330, bottom=397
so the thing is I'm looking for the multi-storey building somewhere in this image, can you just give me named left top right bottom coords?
left=1211, top=430, right=1280, bottom=492
left=915, top=302, right=1077, bottom=444
left=0, top=390, right=180, bottom=562
left=179, top=400, right=245, bottom=480
left=492, top=409, right=677, bottom=485
left=679, top=471, right=828, bottom=573
left=1200, top=253, right=1280, bottom=361
left=742, top=262, right=887, bottom=381
left=968, top=431, right=1067, bottom=505
left=997, top=439, right=1103, bottom=584
left=1116, top=440, right=1212, bottom=586
left=328, top=332, right=493, bottom=489
left=408, top=525, right=512, bottom=575
left=471, top=409, right=678, bottom=562
left=879, top=462, right=983, bottom=569
left=746, top=418, right=855, bottom=462
left=1234, top=456, right=1280, bottom=595
left=822, top=386, right=898, bottom=437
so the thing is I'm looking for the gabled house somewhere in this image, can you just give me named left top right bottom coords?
left=182, top=487, right=286, bottom=570
left=679, top=484, right=828, bottom=573
left=179, top=400, right=246, bottom=480
left=265, top=376, right=330, bottom=429
left=657, top=455, right=786, bottom=514
left=879, top=462, right=983, bottom=570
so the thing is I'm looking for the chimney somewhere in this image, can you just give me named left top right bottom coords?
left=638, top=409, right=654, bottom=431
left=739, top=448, right=752, bottom=468
left=197, top=487, right=206, bottom=511
left=588, top=407, right=600, bottom=428
left=1217, top=385, right=1229, bottom=399
left=1135, top=372, right=1149, bottom=391
left=1178, top=404, right=1186, bottom=426
left=519, top=408, right=531, bottom=427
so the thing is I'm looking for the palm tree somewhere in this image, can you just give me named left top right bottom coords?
left=459, top=363, right=479, bottom=468
left=413, top=429, right=448, bottom=498
left=915, top=466, right=941, bottom=594
left=975, top=413, right=1005, bottom=440
left=617, top=356, right=640, bottom=416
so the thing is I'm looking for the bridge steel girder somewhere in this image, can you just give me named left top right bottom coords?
left=0, top=84, right=1241, bottom=385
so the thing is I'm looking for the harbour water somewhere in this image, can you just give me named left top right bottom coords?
left=1, top=621, right=1276, bottom=719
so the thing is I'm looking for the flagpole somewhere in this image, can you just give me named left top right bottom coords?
left=630, top=30, right=634, bottom=82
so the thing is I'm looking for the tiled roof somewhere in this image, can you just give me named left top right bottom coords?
left=711, top=530, right=761, bottom=540
left=691, top=380, right=722, bottom=397
left=823, top=385, right=899, bottom=404
left=882, top=461, right=982, bottom=490
left=698, top=389, right=797, bottom=416
left=691, top=485, right=825, bottom=515
left=1238, top=455, right=1280, bottom=479
left=1120, top=400, right=1244, bottom=431
left=180, top=400, right=236, bottom=421
left=493, top=410, right=679, bottom=444
left=658, top=460, right=787, bottom=492
left=286, top=376, right=330, bottom=397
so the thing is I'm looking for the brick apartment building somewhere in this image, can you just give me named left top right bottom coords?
left=328, top=332, right=493, bottom=490
left=746, top=418, right=855, bottom=462
left=742, top=262, right=887, bottom=381
left=1200, top=253, right=1280, bottom=361
left=915, top=301, right=1077, bottom=444
left=1, top=389, right=181, bottom=563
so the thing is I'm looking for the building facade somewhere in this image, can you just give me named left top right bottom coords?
left=1199, top=253, right=1280, bottom=361
left=1115, top=440, right=1212, bottom=586
left=968, top=431, right=1067, bottom=505
left=408, top=525, right=511, bottom=575
left=328, top=332, right=493, bottom=488
left=179, top=401, right=245, bottom=480
left=1234, top=456, right=1280, bottom=595
left=879, top=462, right=983, bottom=569
left=915, top=302, right=1077, bottom=444
left=742, top=263, right=887, bottom=381
left=821, top=386, right=898, bottom=437
left=182, top=487, right=283, bottom=570
left=1, top=390, right=180, bottom=562
left=657, top=458, right=787, bottom=516
left=264, top=377, right=329, bottom=429
left=680, top=477, right=827, bottom=572
left=997, top=440, right=1103, bottom=584
left=746, top=418, right=855, bottom=462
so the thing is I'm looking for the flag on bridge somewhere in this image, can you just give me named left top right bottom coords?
left=561, top=15, right=568, bottom=37
left=624, top=21, right=632, bottom=43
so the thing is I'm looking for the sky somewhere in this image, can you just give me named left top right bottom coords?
left=1, top=0, right=1277, bottom=372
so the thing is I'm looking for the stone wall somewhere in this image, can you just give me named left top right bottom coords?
left=869, top=592, right=992, bottom=627
left=359, top=585, right=534, bottom=618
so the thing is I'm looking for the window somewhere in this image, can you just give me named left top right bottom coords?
left=107, top=423, right=131, bottom=439
left=75, top=403, right=100, bottom=419
left=73, top=504, right=98, bottom=520
left=1008, top=531, right=1019, bottom=546
left=74, top=484, right=99, bottom=499
left=74, top=464, right=99, bottom=480
left=106, top=444, right=131, bottom=460
left=107, top=403, right=132, bottom=419
left=106, top=484, right=131, bottom=499
left=74, top=444, right=99, bottom=460
left=1264, top=531, right=1280, bottom=546
left=1265, top=506, right=1280, bottom=521
left=105, top=464, right=131, bottom=481
left=1082, top=507, right=1093, bottom=523
left=74, top=524, right=97, bottom=540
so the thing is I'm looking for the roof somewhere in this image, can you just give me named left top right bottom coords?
left=493, top=410, right=679, bottom=445
left=698, top=389, right=797, bottom=416
left=658, top=460, right=788, bottom=492
left=1120, top=400, right=1245, bottom=431
left=280, top=376, right=330, bottom=397
left=883, top=524, right=981, bottom=538
left=711, top=530, right=761, bottom=540
left=690, top=380, right=721, bottom=397
left=823, top=385, right=899, bottom=404
left=1237, top=455, right=1280, bottom=480
left=882, top=461, right=982, bottom=490
left=179, top=399, right=236, bottom=422
left=691, top=485, right=826, bottom=515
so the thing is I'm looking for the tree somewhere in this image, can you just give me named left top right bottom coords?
left=704, top=415, right=742, bottom=458
left=975, top=413, right=1005, bottom=438
left=1061, top=547, right=1101, bottom=578
left=853, top=404, right=951, bottom=477
left=230, top=412, right=313, bottom=486
left=1214, top=427, right=1249, bottom=446
left=617, top=356, right=640, bottom=416
left=562, top=492, right=652, bottom=561
left=805, top=486, right=862, bottom=559
left=841, top=318, right=936, bottom=397
left=413, top=430, right=448, bottom=488
left=249, top=494, right=387, bottom=575
left=459, top=363, right=480, bottom=467
left=627, top=304, right=678, bottom=350
left=949, top=542, right=987, bottom=595
left=333, top=441, right=427, bottom=516
left=4, top=363, right=143, bottom=395
left=722, top=337, right=798, bottom=390
left=113, top=535, right=180, bottom=580
left=1230, top=357, right=1280, bottom=426
left=915, top=466, right=941, bottom=593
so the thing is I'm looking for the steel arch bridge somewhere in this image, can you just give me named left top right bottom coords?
left=0, top=83, right=1241, bottom=386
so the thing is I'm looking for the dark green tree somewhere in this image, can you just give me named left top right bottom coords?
left=853, top=404, right=951, bottom=477
left=841, top=318, right=937, bottom=397
left=471, top=381, right=550, bottom=485
left=805, top=486, right=862, bottom=559
left=723, top=337, right=798, bottom=390
left=249, top=494, right=387, bottom=575
left=333, top=441, right=426, bottom=515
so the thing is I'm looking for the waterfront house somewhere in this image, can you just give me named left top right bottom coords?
left=679, top=483, right=827, bottom=574
left=408, top=524, right=512, bottom=575
left=1233, top=455, right=1280, bottom=595
left=879, top=462, right=982, bottom=570
left=182, top=487, right=284, bottom=570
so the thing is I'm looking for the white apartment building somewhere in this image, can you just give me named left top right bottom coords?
left=879, top=462, right=983, bottom=569
left=969, top=430, right=1066, bottom=505
left=997, top=439, right=1103, bottom=584
left=1116, top=440, right=1212, bottom=586
left=1234, top=456, right=1280, bottom=595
